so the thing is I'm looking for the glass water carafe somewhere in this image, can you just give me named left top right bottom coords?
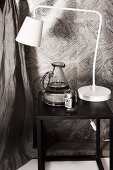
left=42, top=62, right=70, bottom=106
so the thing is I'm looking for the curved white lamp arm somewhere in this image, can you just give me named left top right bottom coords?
left=33, top=5, right=102, bottom=88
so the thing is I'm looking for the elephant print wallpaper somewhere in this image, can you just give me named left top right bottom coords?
left=0, top=0, right=113, bottom=169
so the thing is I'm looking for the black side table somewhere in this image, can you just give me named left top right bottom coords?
left=37, top=92, right=113, bottom=170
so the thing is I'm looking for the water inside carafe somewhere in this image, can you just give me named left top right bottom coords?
left=43, top=82, right=70, bottom=106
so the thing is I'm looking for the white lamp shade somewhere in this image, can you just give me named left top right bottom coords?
left=16, top=16, right=43, bottom=47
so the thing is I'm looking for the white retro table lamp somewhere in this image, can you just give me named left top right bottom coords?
left=16, top=5, right=111, bottom=102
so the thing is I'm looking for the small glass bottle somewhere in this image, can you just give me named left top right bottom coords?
left=64, top=90, right=77, bottom=113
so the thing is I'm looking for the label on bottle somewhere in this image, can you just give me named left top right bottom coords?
left=65, top=98, right=72, bottom=108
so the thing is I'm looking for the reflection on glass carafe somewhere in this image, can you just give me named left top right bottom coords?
left=41, top=62, right=70, bottom=106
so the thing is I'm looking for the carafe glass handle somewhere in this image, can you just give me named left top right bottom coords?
left=41, top=71, right=53, bottom=90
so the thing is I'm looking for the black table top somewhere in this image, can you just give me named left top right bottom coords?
left=37, top=92, right=113, bottom=119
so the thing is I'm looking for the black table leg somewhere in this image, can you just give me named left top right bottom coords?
left=110, top=118, right=113, bottom=170
left=96, top=119, right=101, bottom=157
left=37, top=120, right=45, bottom=170
left=96, top=119, right=104, bottom=170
